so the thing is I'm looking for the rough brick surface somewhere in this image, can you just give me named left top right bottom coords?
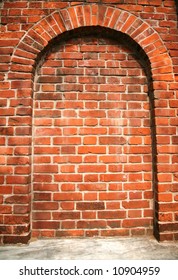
left=33, top=35, right=152, bottom=238
left=0, top=0, right=178, bottom=243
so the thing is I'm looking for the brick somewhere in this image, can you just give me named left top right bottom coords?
left=76, top=202, right=105, bottom=210
left=33, top=212, right=51, bottom=220
left=128, top=210, right=142, bottom=218
left=54, top=156, right=82, bottom=163
left=33, top=202, right=58, bottom=211
left=109, top=165, right=122, bottom=172
left=53, top=137, right=81, bottom=145
left=33, top=221, right=60, bottom=229
left=106, top=202, right=120, bottom=210
left=61, top=146, right=75, bottom=154
left=0, top=186, right=12, bottom=194
left=99, top=137, right=126, bottom=145
left=107, top=183, right=121, bottom=191
left=3, top=234, right=31, bottom=244
left=83, top=136, right=97, bottom=145
left=124, top=182, right=151, bottom=190
left=34, top=165, right=58, bottom=174
left=101, top=229, right=129, bottom=237
left=4, top=215, right=30, bottom=225
left=0, top=205, right=12, bottom=214
left=98, top=211, right=126, bottom=219
left=78, top=146, right=106, bottom=154
left=124, top=164, right=151, bottom=172
left=123, top=219, right=151, bottom=228
left=56, top=230, right=84, bottom=237
left=34, top=137, right=51, bottom=145
left=6, top=175, right=29, bottom=185
left=35, top=93, right=62, bottom=100
left=122, top=201, right=150, bottom=209
left=52, top=212, right=80, bottom=220
left=0, top=166, right=13, bottom=174
left=78, top=165, right=106, bottom=173
left=34, top=147, right=60, bottom=154
left=78, top=183, right=106, bottom=191
left=0, top=225, right=13, bottom=234
left=79, top=128, right=107, bottom=135
left=53, top=193, right=82, bottom=201
left=54, top=175, right=82, bottom=182
left=8, top=137, right=31, bottom=146
left=60, top=202, right=74, bottom=210
left=84, top=192, right=97, bottom=201
left=99, top=156, right=127, bottom=163
left=5, top=195, right=29, bottom=204
left=82, top=211, right=96, bottom=219
left=55, top=119, right=83, bottom=126
left=84, top=174, right=98, bottom=182
left=158, top=191, right=172, bottom=203
left=33, top=175, right=52, bottom=183
left=77, top=220, right=107, bottom=229
left=99, top=192, right=127, bottom=200
left=15, top=166, right=31, bottom=174
left=61, top=166, right=75, bottom=173
left=100, top=174, right=126, bottom=182
left=79, top=110, right=106, bottom=118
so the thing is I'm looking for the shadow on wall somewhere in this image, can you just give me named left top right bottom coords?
left=175, top=0, right=178, bottom=19
left=0, top=1, right=3, bottom=24
left=174, top=0, right=178, bottom=34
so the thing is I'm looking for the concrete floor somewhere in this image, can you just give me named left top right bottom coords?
left=0, top=237, right=178, bottom=260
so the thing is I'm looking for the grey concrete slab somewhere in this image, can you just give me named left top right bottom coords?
left=0, top=237, right=178, bottom=260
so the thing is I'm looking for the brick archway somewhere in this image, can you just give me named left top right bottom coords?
left=11, top=5, right=174, bottom=81
left=4, top=4, right=177, bottom=244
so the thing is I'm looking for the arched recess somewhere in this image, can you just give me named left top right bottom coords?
left=7, top=4, right=176, bottom=243
left=11, top=4, right=174, bottom=79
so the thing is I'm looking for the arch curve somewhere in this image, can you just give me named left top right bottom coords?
left=10, top=4, right=174, bottom=85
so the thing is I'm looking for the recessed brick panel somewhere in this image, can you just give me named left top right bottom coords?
left=33, top=35, right=152, bottom=237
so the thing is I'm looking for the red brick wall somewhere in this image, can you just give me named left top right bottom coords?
left=33, top=35, right=152, bottom=238
left=0, top=0, right=178, bottom=243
